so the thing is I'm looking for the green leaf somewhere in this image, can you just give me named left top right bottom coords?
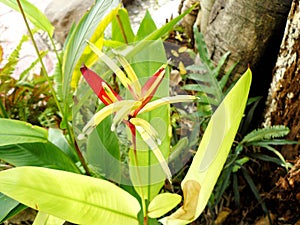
left=148, top=193, right=182, bottom=218
left=86, top=116, right=121, bottom=181
left=247, top=153, right=284, bottom=167
left=194, top=28, right=214, bottom=70
left=241, top=167, right=268, bottom=214
left=0, top=166, right=141, bottom=225
left=33, top=212, right=65, bottom=225
left=0, top=35, right=28, bottom=76
left=214, top=165, right=233, bottom=206
left=0, top=193, right=19, bottom=222
left=212, top=51, right=230, bottom=78
left=249, top=139, right=300, bottom=146
left=219, top=61, right=238, bottom=90
left=185, top=71, right=222, bottom=100
left=241, top=125, right=290, bottom=144
left=0, top=193, right=27, bottom=223
left=127, top=40, right=170, bottom=202
left=0, top=142, right=80, bottom=173
left=48, top=128, right=78, bottom=162
left=0, top=0, right=54, bottom=36
left=112, top=8, right=135, bottom=43
left=134, top=11, right=157, bottom=41
left=0, top=119, right=47, bottom=146
left=232, top=157, right=250, bottom=172
left=260, top=144, right=290, bottom=171
left=160, top=69, right=251, bottom=224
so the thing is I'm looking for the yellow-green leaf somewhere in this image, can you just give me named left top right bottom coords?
left=148, top=193, right=182, bottom=218
left=160, top=69, right=252, bottom=224
left=33, top=212, right=65, bottom=225
left=0, top=167, right=140, bottom=225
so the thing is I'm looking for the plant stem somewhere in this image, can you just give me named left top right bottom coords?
left=16, top=0, right=77, bottom=154
left=49, top=35, right=62, bottom=66
left=0, top=101, right=8, bottom=118
left=116, top=14, right=128, bottom=44
left=16, top=0, right=63, bottom=117
left=128, top=122, right=147, bottom=217
left=74, top=140, right=91, bottom=176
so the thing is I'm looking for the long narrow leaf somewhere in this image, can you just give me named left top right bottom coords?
left=134, top=10, right=157, bottom=42
left=161, top=69, right=251, bottom=224
left=71, top=5, right=121, bottom=88
left=241, top=125, right=290, bottom=144
left=0, top=142, right=80, bottom=173
left=0, top=167, right=141, bottom=225
left=193, top=27, right=214, bottom=70
left=241, top=167, right=268, bottom=214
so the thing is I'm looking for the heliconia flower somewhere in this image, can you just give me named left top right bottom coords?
left=80, top=42, right=198, bottom=182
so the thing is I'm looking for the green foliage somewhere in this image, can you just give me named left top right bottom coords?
left=170, top=29, right=296, bottom=223
left=61, top=0, right=119, bottom=128
left=241, top=125, right=290, bottom=143
left=1, top=1, right=285, bottom=225
left=160, top=68, right=252, bottom=225
left=0, top=72, right=57, bottom=126
left=0, top=193, right=26, bottom=223
left=0, top=35, right=28, bottom=77
left=111, top=8, right=135, bottom=43
left=182, top=28, right=235, bottom=107
left=0, top=119, right=80, bottom=173
left=0, top=1, right=200, bottom=224
left=0, top=35, right=57, bottom=125
left=0, top=166, right=141, bottom=225
left=212, top=122, right=295, bottom=220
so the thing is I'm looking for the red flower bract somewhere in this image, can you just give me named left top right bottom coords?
left=80, top=64, right=122, bottom=105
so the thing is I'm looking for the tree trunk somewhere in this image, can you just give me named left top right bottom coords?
left=264, top=0, right=300, bottom=159
left=203, top=0, right=292, bottom=96
left=180, top=0, right=201, bottom=42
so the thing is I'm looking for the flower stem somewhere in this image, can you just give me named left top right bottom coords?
left=16, top=0, right=63, bottom=118
left=74, top=140, right=91, bottom=176
left=16, top=0, right=77, bottom=156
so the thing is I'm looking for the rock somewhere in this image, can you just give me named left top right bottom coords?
left=45, top=0, right=94, bottom=43
left=44, top=0, right=135, bottom=44
left=122, top=0, right=134, bottom=6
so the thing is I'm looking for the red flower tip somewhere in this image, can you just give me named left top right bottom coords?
left=80, top=65, right=122, bottom=105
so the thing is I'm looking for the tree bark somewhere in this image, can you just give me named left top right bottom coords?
left=199, top=0, right=215, bottom=34
left=264, top=0, right=300, bottom=159
left=180, top=0, right=201, bottom=42
left=203, top=0, right=292, bottom=92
